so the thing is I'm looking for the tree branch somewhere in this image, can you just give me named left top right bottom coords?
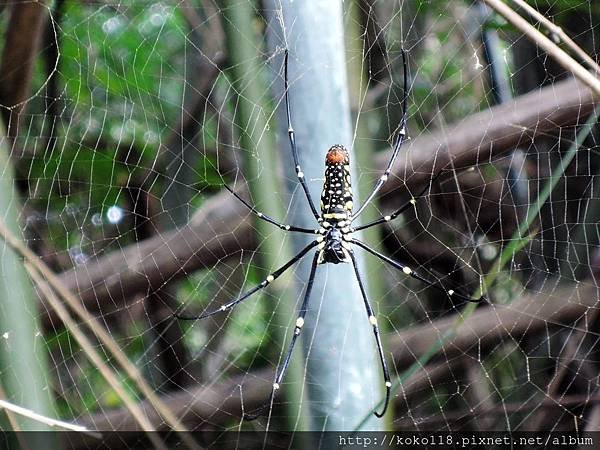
left=0, top=1, right=48, bottom=136
left=511, top=0, right=600, bottom=75
left=481, top=0, right=600, bottom=98
left=389, top=283, right=597, bottom=369
left=378, top=76, right=595, bottom=197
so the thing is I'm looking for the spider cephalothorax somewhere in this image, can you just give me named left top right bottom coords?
left=318, top=226, right=350, bottom=264
left=175, top=48, right=484, bottom=421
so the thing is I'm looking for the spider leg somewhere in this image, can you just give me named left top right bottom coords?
left=224, top=185, right=317, bottom=234
left=352, top=48, right=409, bottom=221
left=348, top=251, right=391, bottom=418
left=284, top=49, right=321, bottom=221
left=244, top=251, right=319, bottom=421
left=352, top=171, right=442, bottom=233
left=351, top=239, right=485, bottom=304
left=174, top=240, right=318, bottom=321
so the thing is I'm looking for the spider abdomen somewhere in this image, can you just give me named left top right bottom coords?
left=321, top=144, right=353, bottom=223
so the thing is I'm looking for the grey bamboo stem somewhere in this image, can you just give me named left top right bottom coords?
left=266, top=0, right=382, bottom=431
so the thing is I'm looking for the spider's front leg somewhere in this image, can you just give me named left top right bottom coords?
left=283, top=49, right=321, bottom=221
left=351, top=172, right=442, bottom=233
left=224, top=184, right=317, bottom=234
left=352, top=48, right=409, bottom=221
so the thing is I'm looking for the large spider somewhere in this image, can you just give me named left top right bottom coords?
left=175, top=49, right=484, bottom=419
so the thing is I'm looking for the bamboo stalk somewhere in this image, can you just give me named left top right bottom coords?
left=217, top=0, right=309, bottom=428
left=0, top=123, right=56, bottom=433
left=265, top=0, right=382, bottom=430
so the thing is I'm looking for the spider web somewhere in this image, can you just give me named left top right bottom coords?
left=1, top=0, right=599, bottom=443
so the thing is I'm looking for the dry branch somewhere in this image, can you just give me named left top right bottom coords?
left=26, top=265, right=166, bottom=450
left=0, top=219, right=200, bottom=447
left=389, top=281, right=598, bottom=367
left=511, top=0, right=600, bottom=75
left=396, top=392, right=600, bottom=429
left=79, top=361, right=461, bottom=433
left=78, top=281, right=599, bottom=431
left=481, top=0, right=600, bottom=98
left=37, top=76, right=594, bottom=327
left=378, top=76, right=595, bottom=196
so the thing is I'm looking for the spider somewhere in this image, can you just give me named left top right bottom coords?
left=175, top=48, right=484, bottom=419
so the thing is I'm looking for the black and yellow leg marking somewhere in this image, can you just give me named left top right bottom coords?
left=284, top=50, right=321, bottom=220
left=352, top=239, right=485, bottom=303
left=244, top=251, right=320, bottom=420
left=174, top=240, right=318, bottom=321
left=349, top=252, right=392, bottom=418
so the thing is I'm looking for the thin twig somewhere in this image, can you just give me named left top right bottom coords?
left=25, top=264, right=166, bottom=450
left=0, top=398, right=94, bottom=434
left=511, top=0, right=600, bottom=75
left=482, top=0, right=600, bottom=98
left=0, top=385, right=30, bottom=450
left=0, top=219, right=200, bottom=449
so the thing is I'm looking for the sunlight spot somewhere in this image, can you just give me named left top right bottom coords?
left=107, top=206, right=124, bottom=224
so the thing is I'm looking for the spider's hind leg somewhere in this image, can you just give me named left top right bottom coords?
left=352, top=238, right=486, bottom=304
left=349, top=251, right=392, bottom=418
left=244, top=251, right=320, bottom=420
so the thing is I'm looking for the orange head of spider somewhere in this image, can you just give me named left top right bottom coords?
left=325, top=144, right=349, bottom=165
